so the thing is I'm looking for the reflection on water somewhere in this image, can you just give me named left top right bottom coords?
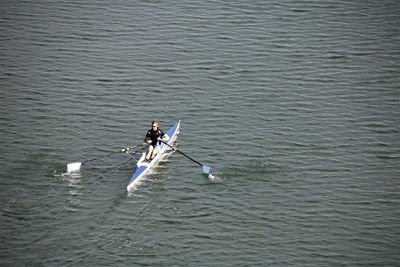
left=58, top=171, right=83, bottom=212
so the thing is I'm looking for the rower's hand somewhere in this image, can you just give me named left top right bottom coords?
left=146, top=140, right=152, bottom=144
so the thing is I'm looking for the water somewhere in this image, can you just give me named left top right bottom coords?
left=1, top=0, right=399, bottom=266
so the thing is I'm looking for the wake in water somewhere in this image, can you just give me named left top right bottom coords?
left=53, top=169, right=82, bottom=180
left=53, top=169, right=70, bottom=177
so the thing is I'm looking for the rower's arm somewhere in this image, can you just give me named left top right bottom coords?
left=160, top=134, right=169, bottom=141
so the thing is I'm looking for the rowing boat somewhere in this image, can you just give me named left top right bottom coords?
left=127, top=120, right=180, bottom=191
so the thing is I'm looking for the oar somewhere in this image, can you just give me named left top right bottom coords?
left=67, top=143, right=144, bottom=173
left=161, top=141, right=212, bottom=175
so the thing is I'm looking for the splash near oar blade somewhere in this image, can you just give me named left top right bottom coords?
left=67, top=162, right=82, bottom=173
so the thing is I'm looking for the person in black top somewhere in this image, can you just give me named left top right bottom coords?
left=144, top=120, right=169, bottom=161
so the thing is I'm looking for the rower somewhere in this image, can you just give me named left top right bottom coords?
left=144, top=120, right=169, bottom=162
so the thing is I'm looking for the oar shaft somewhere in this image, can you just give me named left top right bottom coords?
left=69, top=143, right=144, bottom=168
left=161, top=141, right=203, bottom=167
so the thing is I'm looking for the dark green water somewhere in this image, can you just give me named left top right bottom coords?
left=1, top=0, right=399, bottom=266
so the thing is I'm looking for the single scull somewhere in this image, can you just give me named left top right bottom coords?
left=126, top=120, right=180, bottom=191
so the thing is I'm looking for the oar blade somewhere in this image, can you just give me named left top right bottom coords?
left=67, top=162, right=82, bottom=173
left=202, top=165, right=212, bottom=175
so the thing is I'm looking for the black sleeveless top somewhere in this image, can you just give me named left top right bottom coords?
left=146, top=128, right=165, bottom=146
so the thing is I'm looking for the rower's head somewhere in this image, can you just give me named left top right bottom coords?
left=151, top=120, right=158, bottom=129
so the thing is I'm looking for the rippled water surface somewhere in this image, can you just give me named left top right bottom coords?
left=1, top=0, right=399, bottom=266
